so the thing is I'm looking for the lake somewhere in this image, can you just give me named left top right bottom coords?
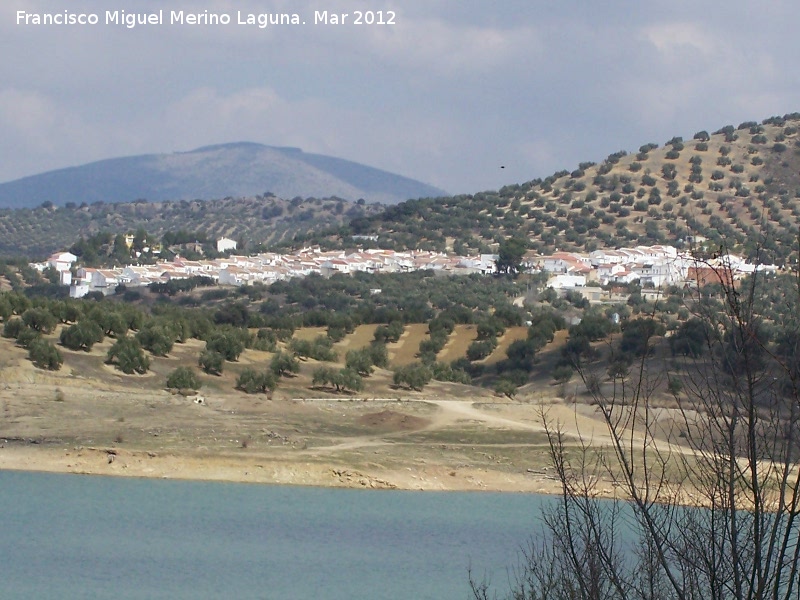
left=0, top=471, right=550, bottom=599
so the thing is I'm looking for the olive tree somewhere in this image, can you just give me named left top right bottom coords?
left=166, top=366, right=201, bottom=390
left=106, top=336, right=150, bottom=374
left=236, top=368, right=276, bottom=394
left=60, top=320, right=104, bottom=352
left=393, top=362, right=432, bottom=391
left=495, top=237, right=527, bottom=277
left=198, top=349, right=224, bottom=375
left=28, top=339, right=63, bottom=370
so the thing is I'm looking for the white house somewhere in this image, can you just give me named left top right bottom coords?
left=69, top=283, right=90, bottom=298
left=218, top=266, right=247, bottom=286
left=596, top=263, right=626, bottom=284
left=631, top=262, right=673, bottom=288
left=216, top=237, right=238, bottom=253
left=47, top=251, right=78, bottom=272
left=75, top=267, right=96, bottom=285
left=547, top=274, right=587, bottom=289
left=91, top=269, right=119, bottom=290
left=540, top=252, right=590, bottom=274
left=320, top=259, right=352, bottom=277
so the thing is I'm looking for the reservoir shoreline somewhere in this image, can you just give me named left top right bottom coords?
left=0, top=443, right=568, bottom=494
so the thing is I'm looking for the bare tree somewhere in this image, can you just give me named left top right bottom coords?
left=473, top=254, right=800, bottom=600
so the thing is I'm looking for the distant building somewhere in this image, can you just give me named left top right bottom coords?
left=547, top=274, right=587, bottom=289
left=47, top=251, right=77, bottom=272
left=686, top=266, right=735, bottom=288
left=69, top=283, right=89, bottom=298
left=216, top=237, right=238, bottom=253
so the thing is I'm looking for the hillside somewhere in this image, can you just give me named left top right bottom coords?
left=337, top=113, right=800, bottom=264
left=0, top=195, right=383, bottom=258
left=3, top=113, right=800, bottom=262
left=0, top=142, right=446, bottom=209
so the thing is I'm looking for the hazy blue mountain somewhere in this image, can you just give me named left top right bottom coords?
left=0, top=143, right=447, bottom=208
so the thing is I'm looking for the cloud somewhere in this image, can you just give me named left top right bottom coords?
left=0, top=88, right=147, bottom=179
left=639, top=22, right=719, bottom=62
left=0, top=89, right=96, bottom=174
left=2, top=1, right=800, bottom=196
left=357, top=18, right=541, bottom=76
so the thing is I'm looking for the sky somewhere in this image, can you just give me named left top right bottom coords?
left=1, top=0, right=799, bottom=196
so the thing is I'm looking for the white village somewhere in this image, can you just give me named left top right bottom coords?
left=33, top=237, right=778, bottom=302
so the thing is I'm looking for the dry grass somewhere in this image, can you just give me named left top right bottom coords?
left=437, top=324, right=478, bottom=363
left=333, top=324, right=379, bottom=354
left=483, top=326, right=529, bottom=365
left=291, top=327, right=327, bottom=341
left=387, top=323, right=429, bottom=366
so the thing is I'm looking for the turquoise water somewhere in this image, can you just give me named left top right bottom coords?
left=0, top=471, right=549, bottom=599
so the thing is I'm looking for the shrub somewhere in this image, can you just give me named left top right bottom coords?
left=166, top=366, right=201, bottom=390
